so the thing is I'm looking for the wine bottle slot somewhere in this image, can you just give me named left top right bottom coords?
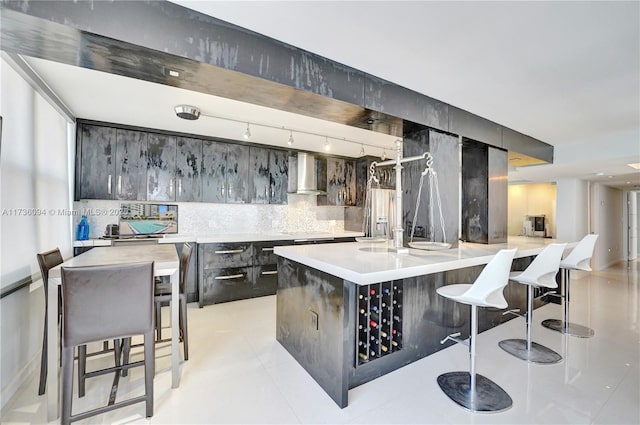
left=380, top=331, right=388, bottom=338
left=369, top=320, right=378, bottom=328
left=359, top=353, right=368, bottom=360
left=391, top=340, right=398, bottom=347
left=381, top=344, right=388, bottom=352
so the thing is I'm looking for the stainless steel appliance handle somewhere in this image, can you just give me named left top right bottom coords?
left=261, top=247, right=275, bottom=252
left=261, top=270, right=278, bottom=275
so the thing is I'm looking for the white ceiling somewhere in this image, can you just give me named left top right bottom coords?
left=24, top=1, right=640, bottom=189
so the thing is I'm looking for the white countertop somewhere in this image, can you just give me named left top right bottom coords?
left=73, top=231, right=363, bottom=247
left=274, top=236, right=576, bottom=285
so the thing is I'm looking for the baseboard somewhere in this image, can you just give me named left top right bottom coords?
left=0, top=353, right=39, bottom=412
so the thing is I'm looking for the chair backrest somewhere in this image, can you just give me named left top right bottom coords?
left=561, top=234, right=599, bottom=271
left=61, top=262, right=154, bottom=348
left=179, top=243, right=193, bottom=295
left=37, top=248, right=64, bottom=287
left=515, top=243, right=567, bottom=288
left=463, top=248, right=517, bottom=308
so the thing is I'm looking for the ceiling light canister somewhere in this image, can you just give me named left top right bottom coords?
left=324, top=136, right=331, bottom=151
left=243, top=123, right=251, bottom=140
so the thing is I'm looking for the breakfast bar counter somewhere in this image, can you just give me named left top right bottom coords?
left=274, top=237, right=573, bottom=408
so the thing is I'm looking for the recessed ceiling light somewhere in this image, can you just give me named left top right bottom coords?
left=628, top=163, right=640, bottom=170
left=594, top=172, right=604, bottom=176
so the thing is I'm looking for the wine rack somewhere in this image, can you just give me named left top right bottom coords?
left=356, top=281, right=403, bottom=366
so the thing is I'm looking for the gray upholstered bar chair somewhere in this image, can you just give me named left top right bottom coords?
left=436, top=248, right=517, bottom=413
left=153, top=242, right=192, bottom=360
left=542, top=234, right=599, bottom=338
left=60, top=262, right=155, bottom=425
left=36, top=248, right=64, bottom=396
left=499, top=243, right=567, bottom=364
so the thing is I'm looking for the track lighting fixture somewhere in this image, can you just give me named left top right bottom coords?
left=243, top=123, right=251, bottom=140
left=288, top=130, right=294, bottom=146
left=382, top=149, right=387, bottom=161
left=360, top=144, right=365, bottom=156
left=324, top=136, right=331, bottom=151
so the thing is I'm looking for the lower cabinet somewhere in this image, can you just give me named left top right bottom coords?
left=198, top=237, right=356, bottom=307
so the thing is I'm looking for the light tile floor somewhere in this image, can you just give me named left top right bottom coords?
left=2, top=261, right=638, bottom=424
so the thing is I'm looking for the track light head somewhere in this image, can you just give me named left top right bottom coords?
left=243, top=123, right=251, bottom=140
left=288, top=131, right=294, bottom=146
left=174, top=105, right=200, bottom=120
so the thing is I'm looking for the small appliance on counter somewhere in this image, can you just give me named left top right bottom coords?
left=104, top=224, right=119, bottom=238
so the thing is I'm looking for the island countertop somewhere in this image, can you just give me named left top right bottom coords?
left=274, top=236, right=575, bottom=285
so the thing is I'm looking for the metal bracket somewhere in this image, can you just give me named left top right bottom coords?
left=502, top=308, right=524, bottom=318
left=440, top=332, right=468, bottom=347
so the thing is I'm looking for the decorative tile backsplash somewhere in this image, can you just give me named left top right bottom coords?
left=74, top=195, right=345, bottom=239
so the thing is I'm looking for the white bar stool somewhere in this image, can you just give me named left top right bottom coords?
left=542, top=234, right=598, bottom=338
left=436, top=248, right=517, bottom=413
left=499, top=243, right=567, bottom=364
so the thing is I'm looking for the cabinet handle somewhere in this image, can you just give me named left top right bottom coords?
left=117, top=175, right=122, bottom=195
left=178, top=179, right=182, bottom=197
left=220, top=184, right=225, bottom=196
left=261, top=247, right=275, bottom=252
left=261, top=270, right=278, bottom=276
left=169, top=178, right=174, bottom=195
left=214, top=249, right=244, bottom=254
left=215, top=274, right=244, bottom=280
left=108, top=174, right=112, bottom=195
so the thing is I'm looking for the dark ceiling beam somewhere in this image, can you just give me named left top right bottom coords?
left=0, top=0, right=552, bottom=163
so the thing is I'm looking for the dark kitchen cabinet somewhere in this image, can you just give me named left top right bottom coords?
left=202, top=140, right=249, bottom=203
left=115, top=129, right=148, bottom=200
left=249, top=146, right=270, bottom=204
left=78, top=125, right=148, bottom=200
left=147, top=133, right=176, bottom=201
left=319, top=158, right=356, bottom=206
left=176, top=137, right=202, bottom=202
left=226, top=144, right=250, bottom=203
left=269, top=149, right=288, bottom=204
left=78, top=125, right=116, bottom=199
left=249, top=147, right=289, bottom=204
left=198, top=242, right=254, bottom=307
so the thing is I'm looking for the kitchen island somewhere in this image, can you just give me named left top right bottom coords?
left=274, top=237, right=572, bottom=408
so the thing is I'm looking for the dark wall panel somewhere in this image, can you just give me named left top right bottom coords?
left=461, top=140, right=489, bottom=243
left=450, top=106, right=503, bottom=149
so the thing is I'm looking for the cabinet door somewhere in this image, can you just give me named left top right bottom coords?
left=326, top=158, right=346, bottom=206
left=344, top=160, right=356, bottom=206
left=147, top=133, right=176, bottom=201
left=202, top=140, right=227, bottom=203
left=176, top=137, right=202, bottom=202
left=115, top=129, right=147, bottom=200
left=269, top=149, right=288, bottom=204
left=249, top=146, right=270, bottom=204
left=79, top=125, right=116, bottom=199
left=226, top=144, right=249, bottom=203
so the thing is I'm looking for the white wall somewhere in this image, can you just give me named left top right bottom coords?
left=507, top=183, right=557, bottom=237
left=590, top=183, right=624, bottom=269
left=0, top=59, right=73, bottom=408
left=555, top=178, right=590, bottom=243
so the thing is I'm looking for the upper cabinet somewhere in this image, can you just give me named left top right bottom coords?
left=268, top=149, right=288, bottom=204
left=319, top=158, right=356, bottom=206
left=249, top=146, right=289, bottom=204
left=202, top=140, right=250, bottom=204
left=147, top=133, right=176, bottom=201
left=78, top=125, right=147, bottom=200
left=176, top=137, right=202, bottom=202
left=76, top=122, right=288, bottom=204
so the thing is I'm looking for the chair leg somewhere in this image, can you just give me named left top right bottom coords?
left=541, top=268, right=595, bottom=337
left=155, top=301, right=162, bottom=341
left=120, top=338, right=130, bottom=377
left=143, top=330, right=155, bottom=418
left=180, top=297, right=189, bottom=361
left=61, top=345, right=75, bottom=425
left=38, top=310, right=48, bottom=395
left=78, top=345, right=87, bottom=398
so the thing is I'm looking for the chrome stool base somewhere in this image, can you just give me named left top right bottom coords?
left=541, top=319, right=595, bottom=338
left=498, top=339, right=562, bottom=364
left=437, top=372, right=512, bottom=413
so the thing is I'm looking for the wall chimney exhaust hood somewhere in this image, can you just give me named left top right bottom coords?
left=288, top=152, right=326, bottom=195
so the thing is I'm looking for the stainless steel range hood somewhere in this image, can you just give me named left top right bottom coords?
left=288, top=152, right=326, bottom=195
